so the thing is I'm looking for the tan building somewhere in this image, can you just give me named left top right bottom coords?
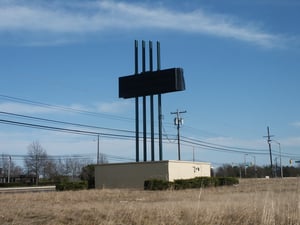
left=95, top=160, right=211, bottom=189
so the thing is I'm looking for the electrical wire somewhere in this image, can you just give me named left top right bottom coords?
left=1, top=94, right=300, bottom=160
left=0, top=111, right=135, bottom=134
left=181, top=136, right=267, bottom=153
left=0, top=94, right=134, bottom=122
left=0, top=119, right=136, bottom=141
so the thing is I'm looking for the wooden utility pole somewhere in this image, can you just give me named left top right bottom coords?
left=264, top=126, right=274, bottom=177
left=171, top=109, right=187, bottom=160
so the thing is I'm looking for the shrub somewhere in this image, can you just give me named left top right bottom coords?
left=56, top=181, right=87, bottom=191
left=144, top=177, right=239, bottom=190
left=144, top=179, right=171, bottom=190
left=80, top=164, right=95, bottom=189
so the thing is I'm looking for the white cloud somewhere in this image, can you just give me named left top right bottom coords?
left=290, top=121, right=300, bottom=127
left=204, top=136, right=266, bottom=150
left=0, top=101, right=94, bottom=115
left=0, top=0, right=287, bottom=48
left=280, top=136, right=300, bottom=147
left=94, top=101, right=133, bottom=114
left=0, top=102, right=58, bottom=114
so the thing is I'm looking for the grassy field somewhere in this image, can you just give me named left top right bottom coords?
left=0, top=178, right=299, bottom=225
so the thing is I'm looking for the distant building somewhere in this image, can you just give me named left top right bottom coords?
left=95, top=160, right=211, bottom=189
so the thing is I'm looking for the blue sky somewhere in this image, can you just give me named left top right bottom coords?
left=0, top=0, right=300, bottom=167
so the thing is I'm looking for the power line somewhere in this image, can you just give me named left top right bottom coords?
left=181, top=136, right=267, bottom=153
left=0, top=119, right=135, bottom=140
left=0, top=111, right=135, bottom=134
left=0, top=94, right=134, bottom=122
left=3, top=153, right=135, bottom=162
left=180, top=137, right=269, bottom=155
left=2, top=106, right=300, bottom=162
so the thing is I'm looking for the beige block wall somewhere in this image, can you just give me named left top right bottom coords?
left=168, top=160, right=211, bottom=181
left=95, top=161, right=169, bottom=189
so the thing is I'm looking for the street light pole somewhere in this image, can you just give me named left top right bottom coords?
left=279, top=143, right=283, bottom=178
left=272, top=140, right=283, bottom=178
left=244, top=154, right=247, bottom=178
left=8, top=156, right=11, bottom=183
left=244, top=154, right=256, bottom=178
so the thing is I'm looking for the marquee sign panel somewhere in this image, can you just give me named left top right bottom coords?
left=119, top=68, right=185, bottom=99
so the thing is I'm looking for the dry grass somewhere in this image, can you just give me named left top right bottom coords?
left=0, top=178, right=299, bottom=225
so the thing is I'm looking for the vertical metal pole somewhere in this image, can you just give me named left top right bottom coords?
left=279, top=143, right=283, bottom=178
left=254, top=155, right=257, bottom=178
left=157, top=41, right=163, bottom=161
left=134, top=40, right=139, bottom=162
left=142, top=40, right=147, bottom=162
left=8, top=156, right=11, bottom=183
left=97, top=134, right=100, bottom=164
left=244, top=154, right=247, bottom=178
left=149, top=41, right=155, bottom=161
left=192, top=147, right=195, bottom=162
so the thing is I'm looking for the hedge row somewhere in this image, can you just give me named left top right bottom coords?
left=55, top=181, right=87, bottom=191
left=0, top=182, right=32, bottom=188
left=144, top=177, right=239, bottom=190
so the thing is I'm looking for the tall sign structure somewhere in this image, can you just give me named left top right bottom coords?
left=119, top=40, right=186, bottom=162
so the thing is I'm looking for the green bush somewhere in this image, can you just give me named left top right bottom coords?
left=144, top=179, right=171, bottom=190
left=80, top=164, right=95, bottom=189
left=144, top=177, right=239, bottom=190
left=56, top=181, right=87, bottom=191
left=0, top=183, right=31, bottom=188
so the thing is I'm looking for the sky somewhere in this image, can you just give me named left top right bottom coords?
left=0, top=0, right=300, bottom=168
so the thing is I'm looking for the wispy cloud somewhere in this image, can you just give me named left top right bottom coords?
left=0, top=0, right=287, bottom=48
left=0, top=102, right=58, bottom=114
left=291, top=121, right=300, bottom=127
left=0, top=101, right=90, bottom=115
left=205, top=136, right=266, bottom=150
left=0, top=100, right=133, bottom=118
left=94, top=101, right=133, bottom=114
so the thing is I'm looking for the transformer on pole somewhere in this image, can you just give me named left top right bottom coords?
left=171, top=109, right=187, bottom=160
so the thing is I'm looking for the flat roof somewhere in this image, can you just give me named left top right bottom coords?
left=95, top=160, right=211, bottom=167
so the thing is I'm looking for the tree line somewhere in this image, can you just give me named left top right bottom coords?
left=1, top=141, right=107, bottom=185
left=214, top=163, right=300, bottom=178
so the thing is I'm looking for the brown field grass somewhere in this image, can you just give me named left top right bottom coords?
left=0, top=177, right=299, bottom=225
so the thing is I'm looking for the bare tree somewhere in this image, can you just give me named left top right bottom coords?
left=24, top=141, right=48, bottom=185
left=1, top=154, right=23, bottom=183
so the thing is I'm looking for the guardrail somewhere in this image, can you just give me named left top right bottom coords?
left=0, top=186, right=56, bottom=193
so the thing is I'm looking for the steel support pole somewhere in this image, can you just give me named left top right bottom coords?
left=97, top=134, right=100, bottom=164
left=149, top=41, right=155, bottom=161
left=142, top=40, right=147, bottom=162
left=157, top=41, right=163, bottom=161
left=134, top=40, right=139, bottom=162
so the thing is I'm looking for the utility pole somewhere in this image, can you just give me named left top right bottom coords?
left=171, top=109, right=187, bottom=160
left=264, top=126, right=274, bottom=177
